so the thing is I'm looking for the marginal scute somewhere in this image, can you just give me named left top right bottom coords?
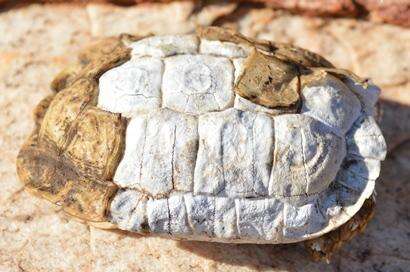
left=341, top=157, right=381, bottom=181
left=232, top=57, right=245, bottom=84
left=98, top=57, right=163, bottom=117
left=197, top=26, right=334, bottom=68
left=110, top=189, right=148, bottom=232
left=196, top=26, right=273, bottom=53
left=234, top=95, right=294, bottom=116
left=17, top=146, right=116, bottom=222
left=114, top=109, right=198, bottom=197
left=343, top=77, right=381, bottom=115
left=168, top=194, right=191, bottom=235
left=235, top=49, right=300, bottom=109
left=301, top=72, right=362, bottom=136
left=39, top=78, right=98, bottom=149
left=200, top=39, right=250, bottom=58
left=214, top=197, right=238, bottom=239
left=130, top=34, right=199, bottom=58
left=184, top=194, right=215, bottom=237
left=236, top=198, right=283, bottom=241
left=147, top=198, right=170, bottom=234
left=305, top=197, right=375, bottom=262
left=346, top=114, right=387, bottom=160
left=65, top=107, right=126, bottom=180
left=273, top=43, right=334, bottom=68
left=283, top=198, right=327, bottom=239
left=194, top=108, right=274, bottom=197
left=162, top=54, right=234, bottom=115
left=80, top=37, right=132, bottom=80
left=270, top=114, right=346, bottom=197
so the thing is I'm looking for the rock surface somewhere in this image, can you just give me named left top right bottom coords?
left=1, top=2, right=409, bottom=271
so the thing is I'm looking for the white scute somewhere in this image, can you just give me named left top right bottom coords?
left=236, top=198, right=283, bottom=241
left=162, top=54, right=235, bottom=115
left=194, top=108, right=274, bottom=197
left=113, top=109, right=198, bottom=196
left=269, top=114, right=346, bottom=197
left=301, top=75, right=361, bottom=136
left=343, top=78, right=381, bottom=115
left=98, top=57, right=163, bottom=117
left=232, top=58, right=245, bottom=84
left=283, top=199, right=326, bottom=239
left=130, top=35, right=199, bottom=57
left=346, top=114, right=387, bottom=160
left=200, top=39, right=250, bottom=58
left=234, top=95, right=285, bottom=116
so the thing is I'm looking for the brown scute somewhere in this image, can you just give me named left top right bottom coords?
left=17, top=145, right=117, bottom=222
left=305, top=197, right=376, bottom=262
left=39, top=78, right=99, bottom=150
left=273, top=43, right=334, bottom=68
left=50, top=36, right=134, bottom=93
left=33, top=94, right=56, bottom=129
left=78, top=36, right=133, bottom=80
left=197, top=26, right=273, bottom=52
left=65, top=107, right=126, bottom=181
left=197, top=26, right=334, bottom=68
left=50, top=64, right=82, bottom=92
left=16, top=35, right=134, bottom=222
left=235, top=48, right=300, bottom=108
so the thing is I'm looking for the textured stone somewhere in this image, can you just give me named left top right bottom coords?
left=194, top=108, right=274, bottom=197
left=162, top=54, right=234, bottom=115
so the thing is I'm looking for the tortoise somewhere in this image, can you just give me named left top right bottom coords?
left=17, top=26, right=386, bottom=261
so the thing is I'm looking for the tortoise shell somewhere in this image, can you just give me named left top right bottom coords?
left=16, top=27, right=386, bottom=257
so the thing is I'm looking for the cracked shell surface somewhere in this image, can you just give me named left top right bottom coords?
left=16, top=27, right=386, bottom=244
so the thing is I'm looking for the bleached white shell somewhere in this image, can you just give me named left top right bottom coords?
left=343, top=78, right=381, bottom=115
left=301, top=74, right=361, bottom=136
left=99, top=34, right=386, bottom=244
left=98, top=57, right=163, bottom=117
left=162, top=54, right=234, bottom=115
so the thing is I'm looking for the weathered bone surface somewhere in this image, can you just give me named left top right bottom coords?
left=114, top=108, right=198, bottom=196
left=98, top=57, right=163, bottom=117
left=200, top=39, right=250, bottom=58
left=301, top=73, right=362, bottom=136
left=194, top=108, right=274, bottom=198
left=17, top=28, right=387, bottom=247
left=130, top=35, right=199, bottom=58
left=162, top=54, right=234, bottom=115
left=269, top=114, right=346, bottom=197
